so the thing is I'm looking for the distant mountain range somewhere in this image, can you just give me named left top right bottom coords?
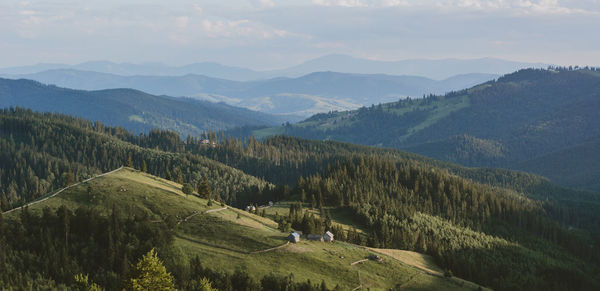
left=251, top=68, right=600, bottom=191
left=0, top=54, right=544, bottom=81
left=0, top=78, right=284, bottom=137
left=3, top=69, right=498, bottom=117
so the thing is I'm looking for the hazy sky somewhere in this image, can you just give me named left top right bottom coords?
left=1, top=0, right=599, bottom=69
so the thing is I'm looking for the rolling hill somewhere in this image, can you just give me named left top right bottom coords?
left=252, top=68, right=600, bottom=191
left=3, top=69, right=498, bottom=117
left=1, top=167, right=487, bottom=290
left=0, top=78, right=285, bottom=137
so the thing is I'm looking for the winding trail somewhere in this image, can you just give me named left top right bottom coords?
left=2, top=166, right=124, bottom=215
left=177, top=206, right=228, bottom=225
left=249, top=242, right=289, bottom=254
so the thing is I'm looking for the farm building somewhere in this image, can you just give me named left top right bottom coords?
left=324, top=231, right=334, bottom=242
left=307, top=234, right=324, bottom=242
left=294, top=230, right=303, bottom=236
left=288, top=232, right=300, bottom=243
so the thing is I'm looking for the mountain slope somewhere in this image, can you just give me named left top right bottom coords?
left=1, top=167, right=486, bottom=290
left=254, top=68, right=600, bottom=190
left=0, top=78, right=284, bottom=137
left=1, top=109, right=598, bottom=290
left=4, top=69, right=498, bottom=117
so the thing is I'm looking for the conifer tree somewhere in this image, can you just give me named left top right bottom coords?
left=0, top=191, right=8, bottom=212
left=127, top=249, right=176, bottom=291
left=126, top=154, right=134, bottom=168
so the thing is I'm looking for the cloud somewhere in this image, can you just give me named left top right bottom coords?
left=175, top=16, right=189, bottom=29
left=308, top=0, right=600, bottom=14
left=312, top=0, right=368, bottom=7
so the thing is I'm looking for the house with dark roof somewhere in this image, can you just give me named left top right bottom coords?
left=288, top=232, right=300, bottom=243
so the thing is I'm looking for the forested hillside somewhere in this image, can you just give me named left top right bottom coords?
left=252, top=68, right=600, bottom=191
left=1, top=109, right=599, bottom=290
left=0, top=78, right=284, bottom=137
left=0, top=108, right=271, bottom=210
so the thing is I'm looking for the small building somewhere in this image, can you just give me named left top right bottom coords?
left=288, top=232, right=300, bottom=243
left=307, top=234, right=324, bottom=242
left=199, top=139, right=210, bottom=144
left=245, top=205, right=256, bottom=212
left=268, top=201, right=274, bottom=206
left=293, top=230, right=303, bottom=237
left=324, top=231, right=334, bottom=242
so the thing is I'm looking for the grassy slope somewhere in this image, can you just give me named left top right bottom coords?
left=5, top=167, right=485, bottom=290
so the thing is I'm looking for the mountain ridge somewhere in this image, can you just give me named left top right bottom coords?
left=0, top=78, right=285, bottom=137
left=3, top=69, right=498, bottom=117
left=250, top=68, right=600, bottom=191
left=0, top=54, right=544, bottom=81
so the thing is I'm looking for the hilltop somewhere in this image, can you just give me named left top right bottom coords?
left=1, top=167, right=486, bottom=290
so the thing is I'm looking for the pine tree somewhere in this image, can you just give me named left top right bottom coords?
left=197, top=278, right=216, bottom=291
left=65, top=171, right=74, bottom=187
left=127, top=249, right=176, bottom=291
left=126, top=154, right=133, bottom=168
left=197, top=178, right=211, bottom=198
left=0, top=191, right=9, bottom=212
left=73, top=274, right=103, bottom=291
left=141, top=160, right=147, bottom=173
left=176, top=170, right=183, bottom=185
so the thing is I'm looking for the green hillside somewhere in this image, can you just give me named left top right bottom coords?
left=0, top=78, right=284, bottom=137
left=2, top=109, right=600, bottom=290
left=1, top=167, right=485, bottom=290
left=250, top=68, right=600, bottom=191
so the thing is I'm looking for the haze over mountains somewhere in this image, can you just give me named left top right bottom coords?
left=0, top=54, right=545, bottom=81
left=0, top=78, right=284, bottom=137
left=4, top=69, right=498, bottom=117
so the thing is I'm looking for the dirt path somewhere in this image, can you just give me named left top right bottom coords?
left=2, top=166, right=124, bottom=215
left=175, top=234, right=248, bottom=255
left=205, top=206, right=227, bottom=213
left=177, top=206, right=228, bottom=225
left=249, top=242, right=289, bottom=254
left=350, top=259, right=369, bottom=266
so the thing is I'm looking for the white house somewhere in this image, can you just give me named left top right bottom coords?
left=324, top=231, right=334, bottom=242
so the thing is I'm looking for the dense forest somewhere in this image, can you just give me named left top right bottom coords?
left=1, top=108, right=600, bottom=290
left=250, top=68, right=600, bottom=191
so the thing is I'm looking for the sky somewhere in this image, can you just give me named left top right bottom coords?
left=1, top=0, right=599, bottom=69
